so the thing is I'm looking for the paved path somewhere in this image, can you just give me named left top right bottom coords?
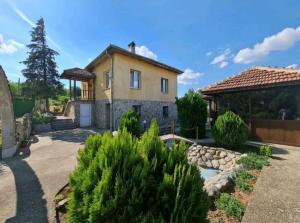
left=0, top=128, right=99, bottom=223
left=242, top=143, right=300, bottom=223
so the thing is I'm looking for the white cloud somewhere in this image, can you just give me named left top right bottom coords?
left=211, top=48, right=231, bottom=65
left=178, top=68, right=203, bottom=85
left=0, top=34, right=24, bottom=54
left=286, top=64, right=298, bottom=69
left=206, top=51, right=212, bottom=56
left=210, top=48, right=230, bottom=68
left=219, top=61, right=228, bottom=69
left=234, top=26, right=300, bottom=64
left=135, top=45, right=158, bottom=60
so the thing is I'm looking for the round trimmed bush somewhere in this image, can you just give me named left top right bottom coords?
left=119, top=109, right=141, bottom=137
left=67, top=120, right=210, bottom=223
left=212, top=111, right=248, bottom=149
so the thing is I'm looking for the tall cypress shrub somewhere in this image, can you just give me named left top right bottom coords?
left=67, top=120, right=210, bottom=223
left=119, top=109, right=141, bottom=137
left=176, top=90, right=207, bottom=138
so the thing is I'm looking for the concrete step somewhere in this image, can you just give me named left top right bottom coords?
left=51, top=118, right=77, bottom=130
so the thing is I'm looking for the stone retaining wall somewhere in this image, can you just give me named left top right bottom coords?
left=188, top=145, right=242, bottom=170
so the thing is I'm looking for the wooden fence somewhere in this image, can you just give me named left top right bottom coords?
left=250, top=119, right=300, bottom=146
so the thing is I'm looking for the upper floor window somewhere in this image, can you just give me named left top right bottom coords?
left=104, top=72, right=111, bottom=88
left=130, top=70, right=141, bottom=89
left=161, top=78, right=168, bottom=93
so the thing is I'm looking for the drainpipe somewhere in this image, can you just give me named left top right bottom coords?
left=106, top=50, right=114, bottom=131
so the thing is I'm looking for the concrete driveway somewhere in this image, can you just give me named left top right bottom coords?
left=242, top=143, right=300, bottom=223
left=0, top=128, right=100, bottom=223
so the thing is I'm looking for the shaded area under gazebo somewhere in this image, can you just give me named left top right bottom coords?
left=61, top=68, right=95, bottom=100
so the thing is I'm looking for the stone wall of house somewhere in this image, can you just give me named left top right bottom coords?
left=94, top=100, right=110, bottom=130
left=113, top=99, right=177, bottom=130
left=64, top=100, right=95, bottom=127
left=187, top=145, right=242, bottom=170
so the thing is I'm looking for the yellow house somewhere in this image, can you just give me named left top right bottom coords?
left=61, top=42, right=182, bottom=130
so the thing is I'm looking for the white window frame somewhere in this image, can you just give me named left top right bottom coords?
left=130, top=70, right=141, bottom=89
left=161, top=78, right=168, bottom=94
left=104, top=71, right=111, bottom=89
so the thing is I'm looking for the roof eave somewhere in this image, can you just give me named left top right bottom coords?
left=201, top=80, right=300, bottom=95
left=85, top=44, right=183, bottom=74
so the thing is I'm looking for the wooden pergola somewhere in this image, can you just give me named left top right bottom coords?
left=61, top=68, right=95, bottom=100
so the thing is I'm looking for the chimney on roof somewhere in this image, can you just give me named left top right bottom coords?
left=128, top=41, right=136, bottom=53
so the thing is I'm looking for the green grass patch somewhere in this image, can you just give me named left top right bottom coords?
left=237, top=153, right=269, bottom=170
left=216, top=193, right=245, bottom=221
left=235, top=170, right=256, bottom=193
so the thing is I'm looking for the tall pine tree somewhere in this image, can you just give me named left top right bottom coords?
left=22, top=18, right=62, bottom=110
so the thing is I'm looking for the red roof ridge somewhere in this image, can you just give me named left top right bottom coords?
left=201, top=65, right=300, bottom=95
left=253, top=66, right=300, bottom=73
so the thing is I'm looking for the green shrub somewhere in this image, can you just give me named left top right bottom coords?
left=216, top=193, right=245, bottom=221
left=32, top=112, right=53, bottom=124
left=212, top=111, right=248, bottom=149
left=259, top=144, right=272, bottom=157
left=237, top=153, right=268, bottom=170
left=176, top=90, right=207, bottom=138
left=67, top=120, right=210, bottom=223
left=119, top=109, right=141, bottom=137
left=235, top=170, right=256, bottom=193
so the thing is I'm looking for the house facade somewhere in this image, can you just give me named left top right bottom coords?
left=61, top=42, right=182, bottom=130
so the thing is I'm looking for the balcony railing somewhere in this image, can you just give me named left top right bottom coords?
left=75, top=90, right=94, bottom=100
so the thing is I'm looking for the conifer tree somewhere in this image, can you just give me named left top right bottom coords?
left=21, top=18, right=62, bottom=110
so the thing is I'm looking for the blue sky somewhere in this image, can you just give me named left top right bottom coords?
left=1, top=0, right=300, bottom=97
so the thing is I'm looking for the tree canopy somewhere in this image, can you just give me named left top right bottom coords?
left=21, top=18, right=62, bottom=109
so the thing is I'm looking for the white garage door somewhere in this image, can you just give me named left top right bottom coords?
left=80, top=104, right=91, bottom=127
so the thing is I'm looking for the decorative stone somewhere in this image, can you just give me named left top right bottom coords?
left=225, top=157, right=231, bottom=162
left=200, top=149, right=206, bottom=155
left=205, top=160, right=212, bottom=168
left=219, top=165, right=226, bottom=170
left=198, top=159, right=205, bottom=166
left=220, top=151, right=227, bottom=158
left=202, top=155, right=207, bottom=162
left=205, top=153, right=213, bottom=160
left=197, top=145, right=202, bottom=149
left=213, top=155, right=220, bottom=159
left=212, top=160, right=219, bottom=169
left=208, top=149, right=216, bottom=155
left=219, top=159, right=226, bottom=165
left=228, top=153, right=236, bottom=159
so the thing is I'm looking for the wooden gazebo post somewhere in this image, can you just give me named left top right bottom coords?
left=73, top=80, right=76, bottom=100
left=69, top=79, right=72, bottom=100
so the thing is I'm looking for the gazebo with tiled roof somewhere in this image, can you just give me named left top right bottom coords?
left=202, top=66, right=300, bottom=95
left=200, top=66, right=300, bottom=146
left=201, top=66, right=300, bottom=119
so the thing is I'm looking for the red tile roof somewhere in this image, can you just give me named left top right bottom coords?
left=201, top=66, right=300, bottom=95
